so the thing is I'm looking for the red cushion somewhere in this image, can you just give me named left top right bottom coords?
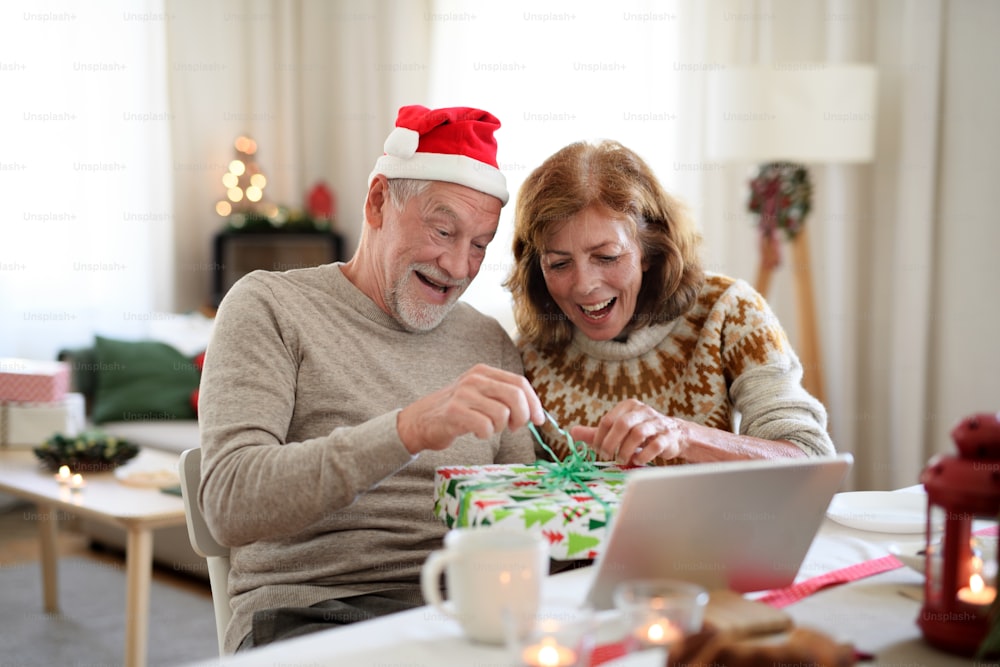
left=191, top=351, right=206, bottom=413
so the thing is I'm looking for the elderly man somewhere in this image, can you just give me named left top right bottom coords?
left=198, top=105, right=544, bottom=653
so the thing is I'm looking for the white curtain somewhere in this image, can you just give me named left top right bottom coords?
left=684, top=0, right=1000, bottom=491
left=0, top=0, right=174, bottom=359
left=427, top=0, right=686, bottom=332
left=165, top=0, right=432, bottom=313
left=430, top=0, right=1000, bottom=491
left=0, top=0, right=432, bottom=360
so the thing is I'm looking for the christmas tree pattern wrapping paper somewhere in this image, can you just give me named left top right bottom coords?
left=432, top=463, right=630, bottom=560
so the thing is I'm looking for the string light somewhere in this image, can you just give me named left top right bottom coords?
left=216, top=135, right=268, bottom=216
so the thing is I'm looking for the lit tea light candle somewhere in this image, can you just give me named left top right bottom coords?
left=521, top=637, right=577, bottom=667
left=69, top=473, right=86, bottom=490
left=55, top=465, right=72, bottom=485
left=957, top=573, right=997, bottom=606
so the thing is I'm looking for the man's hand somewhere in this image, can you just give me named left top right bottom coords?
left=397, top=364, right=545, bottom=454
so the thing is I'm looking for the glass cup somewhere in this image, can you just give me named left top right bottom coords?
left=613, top=579, right=709, bottom=655
left=505, top=600, right=596, bottom=667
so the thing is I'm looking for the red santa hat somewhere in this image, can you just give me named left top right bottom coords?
left=369, top=105, right=509, bottom=205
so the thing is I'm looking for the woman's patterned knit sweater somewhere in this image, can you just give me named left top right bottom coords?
left=518, top=273, right=835, bottom=462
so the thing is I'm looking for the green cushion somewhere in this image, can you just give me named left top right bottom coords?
left=91, top=336, right=200, bottom=424
left=57, top=346, right=99, bottom=399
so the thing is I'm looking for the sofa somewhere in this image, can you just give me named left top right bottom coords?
left=58, top=313, right=214, bottom=579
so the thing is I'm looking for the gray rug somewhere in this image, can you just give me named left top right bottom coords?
left=0, top=556, right=218, bottom=666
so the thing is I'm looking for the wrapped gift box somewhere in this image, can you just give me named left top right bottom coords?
left=433, top=463, right=629, bottom=560
left=0, top=393, right=85, bottom=449
left=0, top=358, right=70, bottom=403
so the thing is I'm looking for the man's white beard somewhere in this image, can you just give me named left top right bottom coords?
left=390, top=264, right=468, bottom=332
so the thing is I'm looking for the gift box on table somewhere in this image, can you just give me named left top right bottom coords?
left=433, top=463, right=629, bottom=560
left=0, top=393, right=85, bottom=449
left=0, top=358, right=70, bottom=403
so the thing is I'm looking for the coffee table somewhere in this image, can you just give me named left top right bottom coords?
left=0, top=448, right=188, bottom=667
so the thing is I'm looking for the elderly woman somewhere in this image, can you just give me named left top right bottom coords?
left=505, top=140, right=835, bottom=466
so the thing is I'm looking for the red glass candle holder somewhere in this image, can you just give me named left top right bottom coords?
left=919, top=412, right=1000, bottom=656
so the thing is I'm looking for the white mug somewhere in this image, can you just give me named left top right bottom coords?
left=421, top=527, right=548, bottom=644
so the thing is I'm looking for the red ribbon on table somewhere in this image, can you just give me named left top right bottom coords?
left=756, top=555, right=905, bottom=609
left=590, top=641, right=629, bottom=666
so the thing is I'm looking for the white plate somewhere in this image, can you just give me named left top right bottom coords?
left=888, top=536, right=998, bottom=576
left=114, top=460, right=180, bottom=489
left=826, top=491, right=928, bottom=533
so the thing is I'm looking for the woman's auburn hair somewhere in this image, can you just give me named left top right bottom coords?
left=505, top=140, right=705, bottom=351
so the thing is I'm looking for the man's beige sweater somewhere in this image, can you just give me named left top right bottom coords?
left=197, top=263, right=534, bottom=653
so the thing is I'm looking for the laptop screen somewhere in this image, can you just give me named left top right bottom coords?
left=584, top=453, right=853, bottom=609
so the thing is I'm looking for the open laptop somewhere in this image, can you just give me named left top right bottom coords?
left=583, top=453, right=853, bottom=609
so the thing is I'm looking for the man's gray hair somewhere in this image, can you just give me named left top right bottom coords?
left=387, top=179, right=432, bottom=210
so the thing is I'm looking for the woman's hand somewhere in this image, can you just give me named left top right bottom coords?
left=569, top=398, right=808, bottom=464
left=569, top=398, right=687, bottom=466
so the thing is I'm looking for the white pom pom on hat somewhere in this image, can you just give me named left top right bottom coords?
left=369, top=105, right=509, bottom=205
left=383, top=126, right=420, bottom=159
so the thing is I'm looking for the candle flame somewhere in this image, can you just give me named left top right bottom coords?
left=535, top=637, right=563, bottom=667
left=971, top=573, right=985, bottom=593
left=639, top=618, right=682, bottom=646
left=537, top=644, right=559, bottom=666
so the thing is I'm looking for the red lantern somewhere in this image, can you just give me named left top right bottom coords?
left=919, top=412, right=1000, bottom=656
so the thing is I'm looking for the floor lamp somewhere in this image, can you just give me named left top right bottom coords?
left=705, top=64, right=877, bottom=406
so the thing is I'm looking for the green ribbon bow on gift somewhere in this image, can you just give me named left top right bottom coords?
left=530, top=411, right=624, bottom=490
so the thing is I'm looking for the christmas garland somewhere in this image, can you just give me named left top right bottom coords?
left=747, top=162, right=813, bottom=241
left=224, top=209, right=333, bottom=234
left=34, top=430, right=139, bottom=473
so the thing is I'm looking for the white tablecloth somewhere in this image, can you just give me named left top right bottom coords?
left=182, top=489, right=981, bottom=667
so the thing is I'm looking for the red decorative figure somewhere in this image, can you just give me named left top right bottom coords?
left=919, top=411, right=1000, bottom=657
left=307, top=182, right=336, bottom=221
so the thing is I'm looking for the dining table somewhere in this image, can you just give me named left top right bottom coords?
left=181, top=485, right=988, bottom=667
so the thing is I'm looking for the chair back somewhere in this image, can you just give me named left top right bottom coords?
left=179, top=447, right=232, bottom=655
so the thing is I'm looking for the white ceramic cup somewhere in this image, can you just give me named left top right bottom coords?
left=421, top=528, right=548, bottom=644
